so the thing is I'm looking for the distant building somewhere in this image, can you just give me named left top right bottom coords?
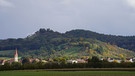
left=107, top=58, right=122, bottom=63
left=0, top=60, right=6, bottom=65
left=107, top=58, right=114, bottom=62
left=100, top=57, right=104, bottom=61
left=14, top=49, right=18, bottom=62
left=41, top=60, right=48, bottom=63
left=76, top=59, right=87, bottom=63
left=29, top=58, right=40, bottom=63
left=0, top=49, right=19, bottom=65
left=8, top=58, right=15, bottom=64
left=115, top=58, right=122, bottom=63
left=67, top=60, right=78, bottom=64
left=125, top=58, right=133, bottom=63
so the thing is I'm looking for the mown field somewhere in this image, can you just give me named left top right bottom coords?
left=0, top=70, right=135, bottom=76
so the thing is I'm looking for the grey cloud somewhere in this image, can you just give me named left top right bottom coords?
left=0, top=0, right=135, bottom=39
left=126, top=0, right=135, bottom=9
left=0, top=0, right=14, bottom=7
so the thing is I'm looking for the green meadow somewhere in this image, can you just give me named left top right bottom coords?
left=0, top=70, right=135, bottom=76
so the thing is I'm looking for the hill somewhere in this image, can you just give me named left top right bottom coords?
left=65, top=29, right=135, bottom=51
left=0, top=28, right=135, bottom=58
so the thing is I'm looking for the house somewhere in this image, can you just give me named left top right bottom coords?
left=32, top=58, right=40, bottom=63
left=107, top=58, right=122, bottom=63
left=7, top=58, right=15, bottom=64
left=67, top=60, right=78, bottom=64
left=28, top=58, right=41, bottom=63
left=76, top=59, right=87, bottom=63
left=41, top=60, right=48, bottom=63
left=114, top=58, right=122, bottom=63
left=107, top=58, right=114, bottom=62
left=100, top=57, right=104, bottom=61
left=125, top=58, right=133, bottom=63
left=0, top=60, right=6, bottom=65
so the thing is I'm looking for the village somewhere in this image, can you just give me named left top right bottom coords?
left=0, top=49, right=135, bottom=66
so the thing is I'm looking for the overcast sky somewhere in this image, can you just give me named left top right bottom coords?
left=0, top=0, right=135, bottom=39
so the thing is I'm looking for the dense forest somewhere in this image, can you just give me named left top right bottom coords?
left=0, top=28, right=135, bottom=58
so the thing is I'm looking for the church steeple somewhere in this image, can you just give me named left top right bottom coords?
left=14, top=49, right=18, bottom=62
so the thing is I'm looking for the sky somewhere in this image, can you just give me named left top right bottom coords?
left=0, top=0, right=135, bottom=39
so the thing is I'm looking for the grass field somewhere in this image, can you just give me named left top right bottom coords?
left=0, top=70, right=135, bottom=76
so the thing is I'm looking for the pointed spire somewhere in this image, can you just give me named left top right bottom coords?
left=15, top=48, right=18, bottom=57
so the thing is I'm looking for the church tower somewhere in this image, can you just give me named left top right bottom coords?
left=14, top=49, right=18, bottom=62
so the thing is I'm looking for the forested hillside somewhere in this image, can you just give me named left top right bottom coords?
left=0, top=28, right=135, bottom=58
left=65, top=29, right=135, bottom=51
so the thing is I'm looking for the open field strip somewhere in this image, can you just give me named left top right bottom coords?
left=45, top=68, right=135, bottom=71
left=0, top=70, right=135, bottom=76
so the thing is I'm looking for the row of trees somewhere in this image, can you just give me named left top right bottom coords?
left=0, top=57, right=135, bottom=71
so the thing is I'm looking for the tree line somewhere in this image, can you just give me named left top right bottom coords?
left=0, top=56, right=135, bottom=71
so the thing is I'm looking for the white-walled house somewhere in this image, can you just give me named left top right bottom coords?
left=125, top=58, right=133, bottom=63
left=67, top=60, right=78, bottom=64
left=0, top=60, right=6, bottom=65
left=107, top=58, right=122, bottom=63
left=107, top=58, right=114, bottom=62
